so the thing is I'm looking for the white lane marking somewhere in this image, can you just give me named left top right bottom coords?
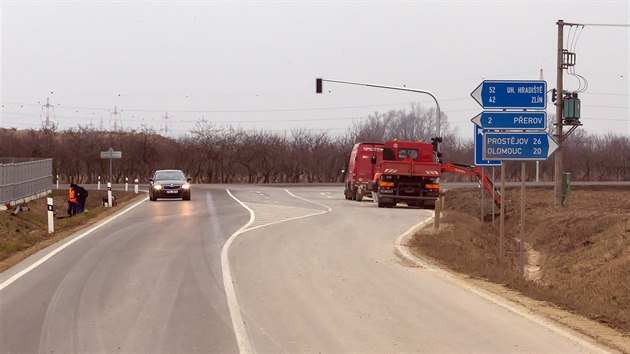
left=393, top=212, right=436, bottom=269
left=395, top=213, right=613, bottom=353
left=223, top=189, right=333, bottom=353
left=245, top=209, right=326, bottom=233
left=245, top=202, right=321, bottom=213
left=223, top=189, right=255, bottom=354
left=285, top=189, right=333, bottom=212
left=0, top=196, right=149, bottom=292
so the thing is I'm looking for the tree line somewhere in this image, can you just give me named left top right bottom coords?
left=0, top=103, right=628, bottom=183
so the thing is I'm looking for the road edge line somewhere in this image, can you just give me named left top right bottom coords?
left=393, top=211, right=436, bottom=269
left=223, top=189, right=255, bottom=354
left=394, top=212, right=614, bottom=354
left=285, top=189, right=333, bottom=212
left=0, top=196, right=149, bottom=292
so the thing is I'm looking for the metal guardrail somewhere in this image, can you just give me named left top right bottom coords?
left=0, top=158, right=53, bottom=205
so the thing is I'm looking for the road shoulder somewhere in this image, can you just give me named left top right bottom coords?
left=394, top=218, right=628, bottom=354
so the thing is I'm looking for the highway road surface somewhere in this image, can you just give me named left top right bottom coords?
left=0, top=185, right=614, bottom=353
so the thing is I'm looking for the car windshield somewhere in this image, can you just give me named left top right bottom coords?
left=154, top=171, right=185, bottom=181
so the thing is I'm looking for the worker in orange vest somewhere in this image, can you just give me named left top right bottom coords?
left=68, top=184, right=77, bottom=216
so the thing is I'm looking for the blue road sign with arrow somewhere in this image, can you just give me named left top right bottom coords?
left=474, top=126, right=501, bottom=166
left=470, top=80, right=547, bottom=109
left=483, top=132, right=559, bottom=160
left=471, top=111, right=547, bottom=130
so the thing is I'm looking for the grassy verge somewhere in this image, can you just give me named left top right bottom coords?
left=0, top=189, right=146, bottom=272
left=410, top=186, right=630, bottom=335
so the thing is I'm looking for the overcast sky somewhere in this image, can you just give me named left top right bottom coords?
left=1, top=0, right=628, bottom=139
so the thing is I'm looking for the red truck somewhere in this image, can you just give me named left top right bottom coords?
left=344, top=142, right=384, bottom=201
left=372, top=140, right=442, bottom=208
left=345, top=139, right=502, bottom=209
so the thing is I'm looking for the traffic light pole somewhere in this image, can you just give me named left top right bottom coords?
left=316, top=78, right=442, bottom=142
left=554, top=20, right=564, bottom=207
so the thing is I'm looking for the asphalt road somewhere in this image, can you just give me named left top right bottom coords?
left=0, top=185, right=614, bottom=353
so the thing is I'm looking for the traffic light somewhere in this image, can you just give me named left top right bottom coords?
left=551, top=88, right=557, bottom=103
left=430, top=136, right=442, bottom=152
left=316, top=78, right=323, bottom=94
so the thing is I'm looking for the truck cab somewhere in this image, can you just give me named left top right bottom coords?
left=344, top=142, right=384, bottom=201
left=373, top=140, right=441, bottom=208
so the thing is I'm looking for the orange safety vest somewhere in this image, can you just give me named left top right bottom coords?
left=68, top=188, right=77, bottom=203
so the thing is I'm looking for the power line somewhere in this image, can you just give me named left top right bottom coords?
left=582, top=104, right=629, bottom=109
left=3, top=97, right=473, bottom=114
left=584, top=92, right=630, bottom=97
left=579, top=23, right=630, bottom=27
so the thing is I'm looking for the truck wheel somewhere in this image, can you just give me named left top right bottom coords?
left=355, top=189, right=363, bottom=202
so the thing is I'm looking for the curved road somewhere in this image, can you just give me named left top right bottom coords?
left=0, top=185, right=613, bottom=353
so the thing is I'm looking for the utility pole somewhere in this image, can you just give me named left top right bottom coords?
left=40, top=97, right=56, bottom=130
left=554, top=20, right=564, bottom=206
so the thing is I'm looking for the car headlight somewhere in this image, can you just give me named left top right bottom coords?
left=181, top=183, right=191, bottom=189
left=153, top=184, right=163, bottom=190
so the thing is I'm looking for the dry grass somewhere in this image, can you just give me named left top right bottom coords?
left=410, top=186, right=630, bottom=334
left=0, top=189, right=145, bottom=272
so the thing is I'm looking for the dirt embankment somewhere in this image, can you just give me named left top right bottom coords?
left=410, top=186, right=630, bottom=346
left=0, top=189, right=144, bottom=272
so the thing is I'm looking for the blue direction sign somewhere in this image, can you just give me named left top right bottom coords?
left=470, top=80, right=547, bottom=109
left=474, top=126, right=501, bottom=166
left=471, top=111, right=547, bottom=130
left=483, top=132, right=559, bottom=160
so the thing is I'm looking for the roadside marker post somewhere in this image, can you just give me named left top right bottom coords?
left=98, top=176, right=101, bottom=190
left=134, top=178, right=139, bottom=194
left=47, top=197, right=54, bottom=234
left=107, top=182, right=112, bottom=208
left=434, top=198, right=441, bottom=236
left=125, top=177, right=128, bottom=192
left=56, top=175, right=59, bottom=189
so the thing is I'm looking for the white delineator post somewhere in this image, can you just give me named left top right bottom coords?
left=125, top=177, right=129, bottom=192
left=134, top=178, right=139, bottom=194
left=47, top=197, right=54, bottom=234
left=98, top=176, right=101, bottom=190
left=107, top=182, right=113, bottom=208
left=56, top=175, right=59, bottom=189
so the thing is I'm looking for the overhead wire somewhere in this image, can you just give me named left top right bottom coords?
left=566, top=24, right=588, bottom=93
left=573, top=25, right=588, bottom=93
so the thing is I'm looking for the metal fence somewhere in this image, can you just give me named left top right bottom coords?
left=0, top=158, right=53, bottom=205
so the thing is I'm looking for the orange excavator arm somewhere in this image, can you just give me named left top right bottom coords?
left=440, top=162, right=501, bottom=207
